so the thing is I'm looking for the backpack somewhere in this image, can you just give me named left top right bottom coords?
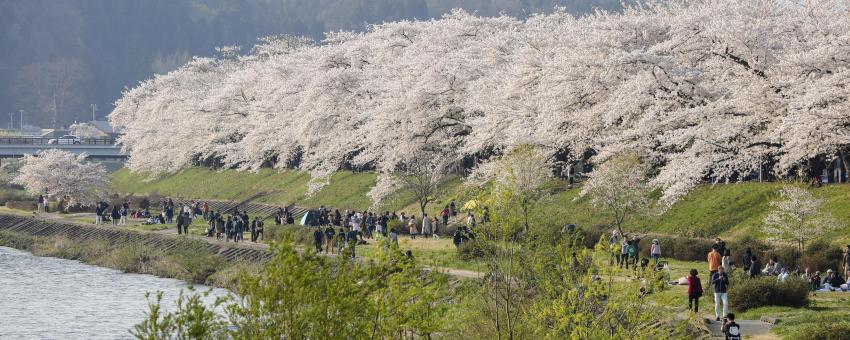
left=725, top=323, right=741, bottom=340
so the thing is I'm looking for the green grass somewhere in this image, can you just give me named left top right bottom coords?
left=113, top=167, right=850, bottom=244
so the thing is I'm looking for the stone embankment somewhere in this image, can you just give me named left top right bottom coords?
left=0, top=214, right=272, bottom=263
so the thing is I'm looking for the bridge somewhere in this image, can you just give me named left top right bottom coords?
left=0, top=137, right=124, bottom=158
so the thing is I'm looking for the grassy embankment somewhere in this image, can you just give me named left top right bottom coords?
left=113, top=167, right=850, bottom=244
left=0, top=227, right=259, bottom=290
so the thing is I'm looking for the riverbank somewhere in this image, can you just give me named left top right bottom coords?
left=0, top=214, right=267, bottom=290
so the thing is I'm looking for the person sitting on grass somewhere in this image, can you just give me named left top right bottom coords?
left=810, top=271, right=822, bottom=291
left=722, top=313, right=742, bottom=340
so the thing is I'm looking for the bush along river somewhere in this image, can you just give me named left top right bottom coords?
left=0, top=246, right=228, bottom=339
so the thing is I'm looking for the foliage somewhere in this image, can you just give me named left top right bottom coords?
left=456, top=239, right=496, bottom=261
left=469, top=145, right=552, bottom=233
left=582, top=152, right=652, bottom=237
left=728, top=276, right=810, bottom=311
left=135, top=239, right=450, bottom=338
left=13, top=149, right=108, bottom=206
left=785, top=321, right=850, bottom=340
left=763, top=185, right=842, bottom=250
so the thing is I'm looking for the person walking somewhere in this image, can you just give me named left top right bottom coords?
left=313, top=227, right=324, bottom=253
left=687, top=269, right=703, bottom=313
left=324, top=225, right=336, bottom=254
left=441, top=206, right=450, bottom=226
left=215, top=217, right=224, bottom=240
left=712, top=266, right=730, bottom=322
left=346, top=227, right=358, bottom=258
left=336, top=228, right=346, bottom=254
left=650, top=239, right=661, bottom=265
left=37, top=195, right=45, bottom=213
left=449, top=200, right=456, bottom=216
left=627, top=240, right=638, bottom=271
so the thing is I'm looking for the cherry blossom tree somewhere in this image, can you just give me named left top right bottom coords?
left=110, top=1, right=850, bottom=205
left=12, top=149, right=108, bottom=206
left=763, top=185, right=842, bottom=251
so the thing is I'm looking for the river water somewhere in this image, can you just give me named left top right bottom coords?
left=0, top=246, right=229, bottom=339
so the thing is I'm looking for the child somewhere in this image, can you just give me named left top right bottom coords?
left=687, top=269, right=703, bottom=313
left=722, top=313, right=741, bottom=340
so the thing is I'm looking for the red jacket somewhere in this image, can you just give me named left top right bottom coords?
left=687, top=275, right=703, bottom=294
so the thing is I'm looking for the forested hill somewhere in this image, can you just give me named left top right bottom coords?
left=0, top=0, right=622, bottom=128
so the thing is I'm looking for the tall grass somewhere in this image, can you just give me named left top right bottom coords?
left=0, top=230, right=234, bottom=285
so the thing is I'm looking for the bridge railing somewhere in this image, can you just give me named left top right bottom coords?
left=0, top=137, right=117, bottom=145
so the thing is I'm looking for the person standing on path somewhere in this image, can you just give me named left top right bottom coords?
left=176, top=213, right=184, bottom=235
left=620, top=240, right=629, bottom=269
left=707, top=247, right=722, bottom=289
left=722, top=313, right=742, bottom=340
left=441, top=206, right=450, bottom=226
left=37, top=195, right=44, bottom=213
left=449, top=200, right=457, bottom=217
left=687, top=269, right=703, bottom=313
left=712, top=266, right=730, bottom=322
left=346, top=227, right=358, bottom=258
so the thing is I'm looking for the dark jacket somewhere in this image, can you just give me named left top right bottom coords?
left=712, top=272, right=730, bottom=293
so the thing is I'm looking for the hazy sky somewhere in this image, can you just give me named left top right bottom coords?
left=0, top=0, right=624, bottom=128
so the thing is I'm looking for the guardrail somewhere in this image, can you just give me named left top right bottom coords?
left=0, top=137, right=116, bottom=145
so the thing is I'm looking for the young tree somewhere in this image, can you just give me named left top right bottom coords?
left=371, top=152, right=444, bottom=217
left=12, top=149, right=108, bottom=206
left=763, top=185, right=841, bottom=251
left=470, top=145, right=551, bottom=233
left=581, top=152, right=652, bottom=238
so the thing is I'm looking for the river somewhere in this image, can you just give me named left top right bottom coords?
left=0, top=246, right=229, bottom=339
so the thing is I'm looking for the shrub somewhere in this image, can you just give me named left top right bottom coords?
left=0, top=188, right=33, bottom=205
left=728, top=276, right=809, bottom=311
left=6, top=200, right=36, bottom=211
left=779, top=314, right=850, bottom=340
left=264, top=225, right=315, bottom=246
left=457, top=240, right=496, bottom=261
left=127, top=195, right=151, bottom=210
left=639, top=235, right=713, bottom=261
left=799, top=239, right=843, bottom=273
left=787, top=322, right=850, bottom=340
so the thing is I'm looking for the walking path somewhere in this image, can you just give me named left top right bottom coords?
left=703, top=315, right=775, bottom=339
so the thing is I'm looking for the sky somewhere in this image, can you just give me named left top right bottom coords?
left=0, top=0, right=624, bottom=128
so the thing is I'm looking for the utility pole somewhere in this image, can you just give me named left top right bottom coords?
left=90, top=103, right=98, bottom=122
left=18, top=109, right=23, bottom=130
left=8, top=112, right=12, bottom=129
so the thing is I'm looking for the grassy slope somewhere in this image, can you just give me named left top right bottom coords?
left=113, top=167, right=850, bottom=242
